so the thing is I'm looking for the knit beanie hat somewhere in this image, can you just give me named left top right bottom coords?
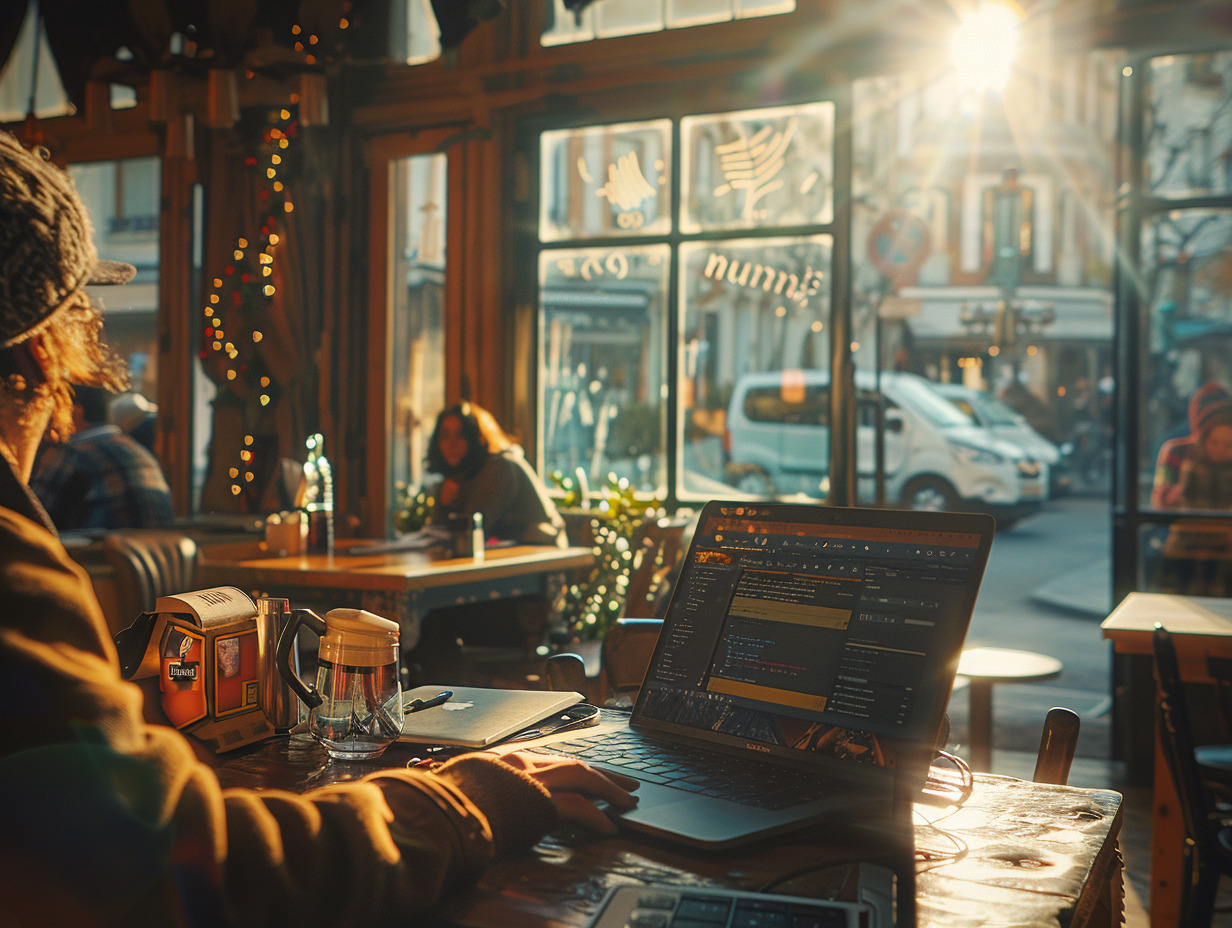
left=0, top=131, right=136, bottom=348
left=1192, top=382, right=1232, bottom=436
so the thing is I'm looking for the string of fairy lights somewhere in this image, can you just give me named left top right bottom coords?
left=198, top=14, right=348, bottom=505
left=200, top=107, right=294, bottom=500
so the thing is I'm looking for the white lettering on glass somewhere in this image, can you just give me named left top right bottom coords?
left=701, top=252, right=824, bottom=309
left=712, top=121, right=797, bottom=221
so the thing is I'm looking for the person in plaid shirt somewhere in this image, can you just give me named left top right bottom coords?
left=30, top=383, right=173, bottom=530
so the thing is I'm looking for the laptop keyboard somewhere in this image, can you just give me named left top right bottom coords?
left=586, top=884, right=869, bottom=928
left=531, top=729, right=833, bottom=810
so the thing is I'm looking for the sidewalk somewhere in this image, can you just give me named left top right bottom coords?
left=1030, top=556, right=1113, bottom=619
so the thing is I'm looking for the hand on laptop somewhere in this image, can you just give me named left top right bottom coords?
left=501, top=752, right=640, bottom=835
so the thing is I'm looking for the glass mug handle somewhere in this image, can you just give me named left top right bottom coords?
left=276, top=608, right=327, bottom=709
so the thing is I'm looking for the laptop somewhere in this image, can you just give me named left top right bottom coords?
left=513, top=500, right=995, bottom=849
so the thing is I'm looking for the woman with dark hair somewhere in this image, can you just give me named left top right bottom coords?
left=426, top=402, right=567, bottom=548
left=410, top=403, right=569, bottom=682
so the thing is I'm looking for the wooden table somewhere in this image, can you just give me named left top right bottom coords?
left=197, top=540, right=593, bottom=649
left=1101, top=591, right=1232, bottom=928
left=212, top=732, right=1124, bottom=928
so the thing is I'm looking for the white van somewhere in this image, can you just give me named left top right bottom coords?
left=723, top=370, right=1048, bottom=525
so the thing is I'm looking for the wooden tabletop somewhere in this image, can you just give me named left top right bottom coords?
left=198, top=540, right=595, bottom=593
left=1101, top=592, right=1232, bottom=675
left=957, top=646, right=1063, bottom=682
left=210, top=733, right=1124, bottom=928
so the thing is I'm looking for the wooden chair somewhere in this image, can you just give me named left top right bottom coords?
left=1032, top=706, right=1080, bottom=785
left=70, top=530, right=199, bottom=636
left=547, top=617, right=663, bottom=707
left=1153, top=623, right=1232, bottom=928
left=623, top=515, right=693, bottom=620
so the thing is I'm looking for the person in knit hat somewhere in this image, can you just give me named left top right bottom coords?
left=0, top=131, right=637, bottom=926
left=1152, top=381, right=1232, bottom=509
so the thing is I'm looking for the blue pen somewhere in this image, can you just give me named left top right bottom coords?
left=405, top=690, right=453, bottom=713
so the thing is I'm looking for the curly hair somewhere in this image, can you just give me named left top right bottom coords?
left=0, top=294, right=126, bottom=441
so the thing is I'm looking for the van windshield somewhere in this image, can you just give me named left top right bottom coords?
left=891, top=377, right=975, bottom=428
left=959, top=390, right=1024, bottom=426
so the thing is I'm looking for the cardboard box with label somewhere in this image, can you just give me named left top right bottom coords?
left=115, top=586, right=275, bottom=752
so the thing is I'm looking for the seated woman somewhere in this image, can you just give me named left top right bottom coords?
left=426, top=401, right=567, bottom=547
left=411, top=403, right=568, bottom=682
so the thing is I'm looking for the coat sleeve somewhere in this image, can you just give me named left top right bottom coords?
left=0, top=509, right=559, bottom=928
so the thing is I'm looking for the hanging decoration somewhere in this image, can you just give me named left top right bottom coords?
left=199, top=103, right=299, bottom=509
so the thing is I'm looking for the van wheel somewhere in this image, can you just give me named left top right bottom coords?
left=736, top=468, right=775, bottom=496
left=902, top=477, right=958, bottom=512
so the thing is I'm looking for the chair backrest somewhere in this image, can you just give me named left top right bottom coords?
left=545, top=617, right=664, bottom=706
left=99, top=530, right=199, bottom=633
left=622, top=514, right=693, bottom=620
left=1153, top=623, right=1210, bottom=842
left=599, top=618, right=663, bottom=706
left=1033, top=706, right=1080, bottom=785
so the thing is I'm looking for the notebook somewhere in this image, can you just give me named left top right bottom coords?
left=398, top=685, right=582, bottom=747
left=512, top=500, right=995, bottom=848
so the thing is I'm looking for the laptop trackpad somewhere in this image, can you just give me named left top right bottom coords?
left=609, top=781, right=778, bottom=847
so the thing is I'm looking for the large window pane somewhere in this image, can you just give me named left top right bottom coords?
left=387, top=153, right=447, bottom=529
left=1140, top=208, right=1232, bottom=510
left=680, top=102, right=834, bottom=233
left=1146, top=52, right=1232, bottom=199
left=540, top=120, right=672, bottom=242
left=539, top=244, right=669, bottom=495
left=71, top=158, right=161, bottom=399
left=679, top=235, right=831, bottom=498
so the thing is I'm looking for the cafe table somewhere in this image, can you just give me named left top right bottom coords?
left=1101, top=591, right=1232, bottom=928
left=212, top=726, right=1125, bottom=928
left=196, top=540, right=594, bottom=649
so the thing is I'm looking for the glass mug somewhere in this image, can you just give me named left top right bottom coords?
left=276, top=607, right=404, bottom=759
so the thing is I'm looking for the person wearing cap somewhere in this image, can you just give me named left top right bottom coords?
left=0, top=131, right=637, bottom=926
left=1152, top=380, right=1232, bottom=510
left=30, top=383, right=174, bottom=530
left=111, top=389, right=159, bottom=451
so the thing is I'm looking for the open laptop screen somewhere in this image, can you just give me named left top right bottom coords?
left=633, top=502, right=995, bottom=778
